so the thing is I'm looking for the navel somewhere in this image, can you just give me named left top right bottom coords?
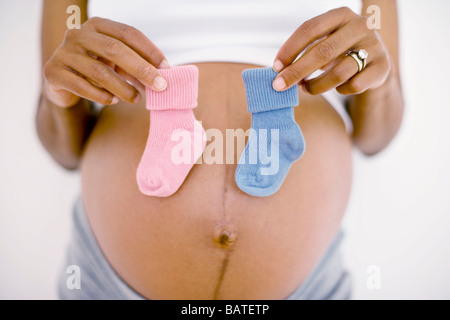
left=213, top=221, right=238, bottom=249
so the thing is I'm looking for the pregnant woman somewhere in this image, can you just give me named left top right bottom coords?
left=37, top=0, right=403, bottom=299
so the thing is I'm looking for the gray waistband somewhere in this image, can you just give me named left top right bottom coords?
left=58, top=195, right=145, bottom=299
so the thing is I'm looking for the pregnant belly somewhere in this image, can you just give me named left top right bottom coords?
left=80, top=62, right=353, bottom=299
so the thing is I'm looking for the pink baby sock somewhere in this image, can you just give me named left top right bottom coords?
left=136, top=65, right=206, bottom=197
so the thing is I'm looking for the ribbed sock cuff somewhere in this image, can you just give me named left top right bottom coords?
left=146, top=65, right=199, bottom=110
left=242, top=67, right=299, bottom=113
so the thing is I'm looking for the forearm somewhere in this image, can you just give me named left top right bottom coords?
left=348, top=66, right=404, bottom=155
left=36, top=93, right=96, bottom=170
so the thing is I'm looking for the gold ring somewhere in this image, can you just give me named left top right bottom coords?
left=346, top=49, right=368, bottom=73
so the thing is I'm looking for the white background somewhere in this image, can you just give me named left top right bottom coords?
left=0, top=0, right=449, bottom=299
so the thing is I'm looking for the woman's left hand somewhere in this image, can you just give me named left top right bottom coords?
left=272, top=6, right=391, bottom=95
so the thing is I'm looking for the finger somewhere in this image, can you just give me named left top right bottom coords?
left=273, top=7, right=356, bottom=72
left=44, top=79, right=81, bottom=108
left=78, top=31, right=167, bottom=91
left=336, top=61, right=389, bottom=95
left=97, top=56, right=115, bottom=70
left=96, top=56, right=145, bottom=91
left=320, top=53, right=345, bottom=72
left=274, top=17, right=370, bottom=91
left=63, top=52, right=141, bottom=103
left=303, top=55, right=360, bottom=95
left=87, top=17, right=170, bottom=68
left=115, top=66, right=145, bottom=91
left=48, top=66, right=118, bottom=105
left=303, top=41, right=381, bottom=95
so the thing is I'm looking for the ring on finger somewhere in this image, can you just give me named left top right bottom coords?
left=346, top=49, right=368, bottom=72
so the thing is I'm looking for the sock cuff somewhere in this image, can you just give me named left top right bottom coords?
left=146, top=65, right=199, bottom=110
left=242, top=67, right=299, bottom=113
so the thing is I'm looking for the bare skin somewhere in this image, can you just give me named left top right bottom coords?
left=81, top=62, right=352, bottom=299
left=37, top=0, right=403, bottom=299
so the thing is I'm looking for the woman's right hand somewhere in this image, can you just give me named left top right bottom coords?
left=43, top=17, right=169, bottom=108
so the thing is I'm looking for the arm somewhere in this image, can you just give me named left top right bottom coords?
left=37, top=0, right=92, bottom=170
left=347, top=0, right=403, bottom=155
left=272, top=0, right=404, bottom=155
left=37, top=0, right=169, bottom=169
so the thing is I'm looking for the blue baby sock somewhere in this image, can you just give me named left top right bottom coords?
left=235, top=67, right=305, bottom=197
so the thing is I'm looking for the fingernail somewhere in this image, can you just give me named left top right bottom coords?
left=273, top=77, right=286, bottom=91
left=158, top=59, right=170, bottom=69
left=111, top=96, right=119, bottom=104
left=153, top=76, right=167, bottom=91
left=273, top=59, right=284, bottom=72
left=133, top=92, right=141, bottom=103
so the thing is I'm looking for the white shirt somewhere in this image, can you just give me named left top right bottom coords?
left=89, top=0, right=362, bottom=132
